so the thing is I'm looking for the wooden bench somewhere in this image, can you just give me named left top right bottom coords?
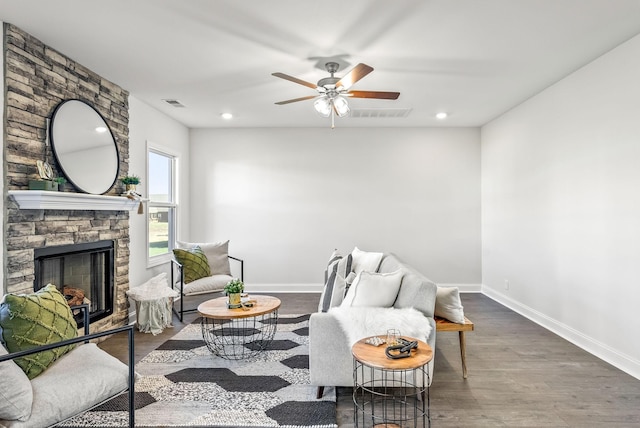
left=435, top=315, right=474, bottom=378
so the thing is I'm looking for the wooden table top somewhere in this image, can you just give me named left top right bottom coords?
left=352, top=336, right=433, bottom=370
left=197, top=295, right=281, bottom=320
left=435, top=316, right=475, bottom=332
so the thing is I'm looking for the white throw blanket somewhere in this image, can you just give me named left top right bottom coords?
left=328, top=306, right=433, bottom=346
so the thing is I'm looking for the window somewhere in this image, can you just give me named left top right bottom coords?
left=147, top=146, right=177, bottom=265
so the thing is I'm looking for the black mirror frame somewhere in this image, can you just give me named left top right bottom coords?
left=49, top=99, right=120, bottom=194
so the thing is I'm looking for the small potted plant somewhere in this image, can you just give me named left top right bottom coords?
left=224, top=278, right=244, bottom=309
left=53, top=176, right=67, bottom=191
left=121, top=175, right=141, bottom=192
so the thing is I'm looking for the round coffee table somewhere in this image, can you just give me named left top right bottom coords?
left=352, top=336, right=433, bottom=427
left=197, top=295, right=281, bottom=359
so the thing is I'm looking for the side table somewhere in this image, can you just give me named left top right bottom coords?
left=352, top=336, right=433, bottom=427
left=197, top=295, right=281, bottom=359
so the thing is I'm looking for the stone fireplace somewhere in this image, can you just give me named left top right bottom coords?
left=3, top=23, right=132, bottom=332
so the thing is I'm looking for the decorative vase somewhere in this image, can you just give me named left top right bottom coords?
left=126, top=184, right=137, bottom=192
left=227, top=293, right=242, bottom=309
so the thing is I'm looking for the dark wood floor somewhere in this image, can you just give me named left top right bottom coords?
left=99, top=293, right=640, bottom=427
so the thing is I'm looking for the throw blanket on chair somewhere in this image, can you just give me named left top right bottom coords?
left=328, top=306, right=433, bottom=346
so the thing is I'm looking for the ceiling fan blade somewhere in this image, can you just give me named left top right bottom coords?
left=335, top=63, right=374, bottom=90
left=347, top=90, right=400, bottom=100
left=272, top=72, right=318, bottom=89
left=274, top=95, right=317, bottom=105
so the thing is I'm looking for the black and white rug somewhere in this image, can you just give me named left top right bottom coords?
left=59, top=314, right=337, bottom=427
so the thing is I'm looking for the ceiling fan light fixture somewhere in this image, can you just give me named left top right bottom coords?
left=314, top=97, right=332, bottom=117
left=333, top=96, right=350, bottom=117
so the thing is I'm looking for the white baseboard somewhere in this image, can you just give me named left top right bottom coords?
left=245, top=283, right=484, bottom=294
left=246, top=283, right=484, bottom=294
left=437, top=283, right=483, bottom=293
left=244, top=283, right=324, bottom=293
left=482, top=285, right=640, bottom=381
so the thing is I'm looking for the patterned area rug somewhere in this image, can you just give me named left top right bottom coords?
left=59, top=314, right=337, bottom=427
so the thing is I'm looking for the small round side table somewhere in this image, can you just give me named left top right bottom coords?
left=197, top=295, right=281, bottom=359
left=352, top=336, right=433, bottom=428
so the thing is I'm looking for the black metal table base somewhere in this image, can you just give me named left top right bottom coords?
left=353, top=360, right=430, bottom=427
left=201, top=311, right=279, bottom=359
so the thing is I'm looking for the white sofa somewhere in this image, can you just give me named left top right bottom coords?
left=309, top=251, right=437, bottom=397
left=0, top=305, right=135, bottom=428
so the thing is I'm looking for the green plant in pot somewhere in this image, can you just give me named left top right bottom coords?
left=121, top=175, right=141, bottom=192
left=224, top=278, right=244, bottom=309
left=53, top=176, right=67, bottom=191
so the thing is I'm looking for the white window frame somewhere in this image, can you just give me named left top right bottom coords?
left=146, top=141, right=178, bottom=268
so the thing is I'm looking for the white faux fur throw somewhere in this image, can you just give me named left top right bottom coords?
left=329, top=306, right=433, bottom=347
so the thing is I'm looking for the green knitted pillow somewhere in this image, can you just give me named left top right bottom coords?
left=0, top=284, right=78, bottom=379
left=173, top=246, right=212, bottom=283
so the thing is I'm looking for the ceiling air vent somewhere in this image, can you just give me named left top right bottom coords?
left=162, top=99, right=186, bottom=108
left=350, top=108, right=412, bottom=118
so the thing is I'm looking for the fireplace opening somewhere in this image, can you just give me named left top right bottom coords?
left=34, top=240, right=115, bottom=326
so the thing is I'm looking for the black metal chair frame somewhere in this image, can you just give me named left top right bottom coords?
left=0, top=304, right=135, bottom=427
left=171, top=255, right=244, bottom=322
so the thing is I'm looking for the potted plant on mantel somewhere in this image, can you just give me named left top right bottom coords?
left=53, top=176, right=67, bottom=191
left=224, top=278, right=244, bottom=309
left=121, top=175, right=141, bottom=192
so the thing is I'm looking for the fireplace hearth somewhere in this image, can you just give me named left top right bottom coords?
left=34, top=240, right=115, bottom=326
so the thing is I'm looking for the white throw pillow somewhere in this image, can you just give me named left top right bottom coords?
left=435, top=286, right=465, bottom=324
left=342, top=270, right=404, bottom=308
left=350, top=247, right=384, bottom=274
left=177, top=240, right=231, bottom=275
left=0, top=345, right=33, bottom=421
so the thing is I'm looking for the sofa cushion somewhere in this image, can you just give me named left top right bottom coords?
left=342, top=270, right=404, bottom=307
left=4, top=343, right=131, bottom=428
left=0, top=346, right=33, bottom=422
left=381, top=254, right=438, bottom=319
left=319, top=252, right=353, bottom=312
left=0, top=284, right=78, bottom=379
left=182, top=274, right=232, bottom=295
left=173, top=246, right=212, bottom=284
left=177, top=240, right=231, bottom=275
left=435, top=286, right=466, bottom=324
left=351, top=247, right=383, bottom=274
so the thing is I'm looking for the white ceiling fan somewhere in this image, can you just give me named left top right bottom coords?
left=272, top=62, right=400, bottom=127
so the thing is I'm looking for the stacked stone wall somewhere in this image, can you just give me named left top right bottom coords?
left=3, top=23, right=131, bottom=332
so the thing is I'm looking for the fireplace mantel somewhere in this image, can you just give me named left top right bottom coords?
left=9, top=190, right=140, bottom=211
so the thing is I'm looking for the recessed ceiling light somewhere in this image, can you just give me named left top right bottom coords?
left=436, top=112, right=448, bottom=120
left=221, top=113, right=233, bottom=120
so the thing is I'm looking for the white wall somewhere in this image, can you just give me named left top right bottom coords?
left=127, top=96, right=190, bottom=289
left=482, top=35, right=640, bottom=378
left=189, top=127, right=481, bottom=291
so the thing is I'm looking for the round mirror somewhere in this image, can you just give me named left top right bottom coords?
left=50, top=99, right=120, bottom=194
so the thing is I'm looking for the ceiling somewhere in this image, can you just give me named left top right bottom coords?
left=2, top=0, right=640, bottom=128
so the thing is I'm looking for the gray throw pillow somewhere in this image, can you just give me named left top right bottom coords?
left=319, top=251, right=353, bottom=312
